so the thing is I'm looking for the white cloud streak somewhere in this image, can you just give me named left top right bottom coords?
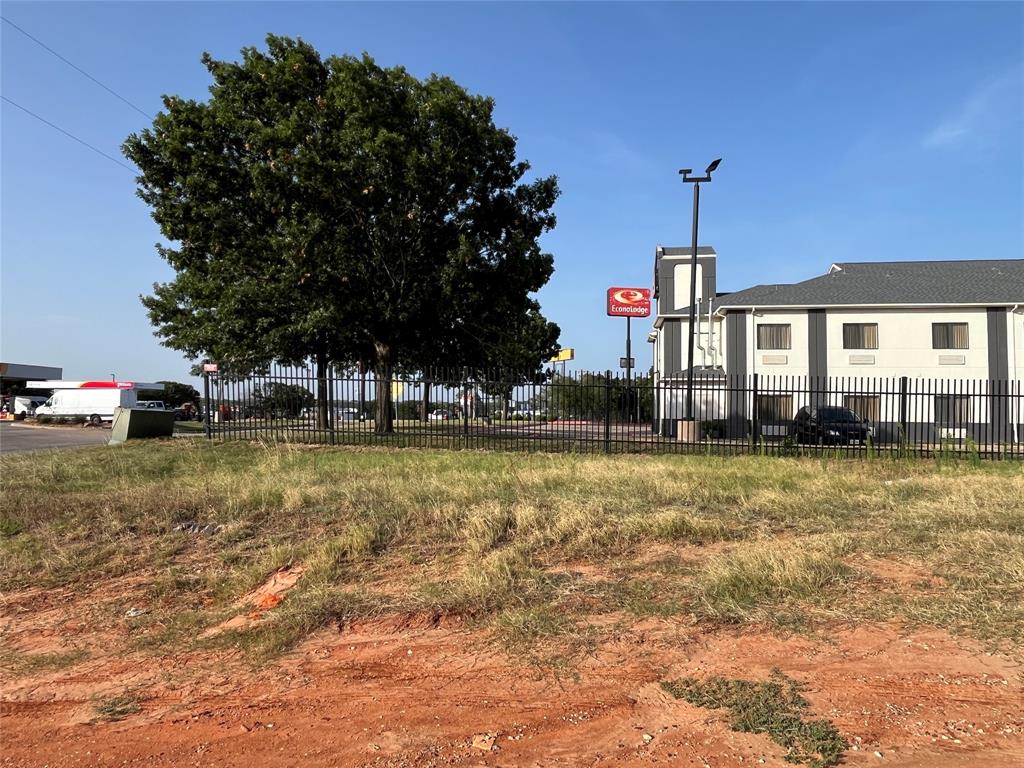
left=922, top=64, right=1023, bottom=150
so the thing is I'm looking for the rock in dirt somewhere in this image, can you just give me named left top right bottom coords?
left=174, top=522, right=224, bottom=535
left=471, top=733, right=496, bottom=751
left=200, top=565, right=306, bottom=638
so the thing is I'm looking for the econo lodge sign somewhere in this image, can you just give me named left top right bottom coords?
left=606, top=287, right=651, bottom=318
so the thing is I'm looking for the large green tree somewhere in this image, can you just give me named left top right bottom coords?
left=125, top=35, right=560, bottom=433
left=137, top=380, right=201, bottom=408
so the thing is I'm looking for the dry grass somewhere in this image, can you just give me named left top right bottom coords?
left=93, top=693, right=142, bottom=722
left=1, top=442, right=1022, bottom=661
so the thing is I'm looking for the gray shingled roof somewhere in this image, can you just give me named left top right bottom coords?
left=714, top=260, right=1024, bottom=308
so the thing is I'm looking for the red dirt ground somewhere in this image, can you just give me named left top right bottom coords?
left=2, top=581, right=1022, bottom=768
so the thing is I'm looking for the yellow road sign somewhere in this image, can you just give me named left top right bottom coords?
left=548, top=348, right=575, bottom=363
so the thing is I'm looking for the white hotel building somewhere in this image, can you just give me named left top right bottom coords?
left=650, top=249, right=1024, bottom=443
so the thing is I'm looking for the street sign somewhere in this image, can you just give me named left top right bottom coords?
left=202, top=363, right=219, bottom=373
left=619, top=357, right=635, bottom=369
left=606, top=287, right=651, bottom=317
left=548, top=348, right=575, bottom=363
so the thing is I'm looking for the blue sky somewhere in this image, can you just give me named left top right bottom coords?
left=2, top=1, right=1022, bottom=382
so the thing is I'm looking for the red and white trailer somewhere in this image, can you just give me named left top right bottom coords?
left=28, top=380, right=164, bottom=425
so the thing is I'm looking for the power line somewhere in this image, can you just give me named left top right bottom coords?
left=1, top=16, right=153, bottom=120
left=1, top=95, right=136, bottom=173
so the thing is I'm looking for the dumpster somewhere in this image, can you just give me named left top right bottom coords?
left=109, top=407, right=175, bottom=445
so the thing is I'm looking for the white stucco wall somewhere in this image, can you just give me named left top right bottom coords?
left=673, top=263, right=704, bottom=309
left=825, top=308, right=991, bottom=380
left=747, top=310, right=810, bottom=378
left=1012, top=308, right=1024, bottom=382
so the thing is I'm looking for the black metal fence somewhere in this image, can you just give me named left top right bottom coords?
left=203, top=366, right=1024, bottom=459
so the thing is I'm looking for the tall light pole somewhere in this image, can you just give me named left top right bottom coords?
left=678, top=158, right=721, bottom=423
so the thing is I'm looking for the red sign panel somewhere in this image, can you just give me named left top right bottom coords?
left=606, top=287, right=651, bottom=318
left=203, top=363, right=219, bottom=373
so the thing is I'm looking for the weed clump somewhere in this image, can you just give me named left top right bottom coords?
left=661, top=670, right=846, bottom=767
left=94, top=693, right=141, bottom=721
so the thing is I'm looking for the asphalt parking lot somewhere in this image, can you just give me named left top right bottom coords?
left=0, top=421, right=110, bottom=454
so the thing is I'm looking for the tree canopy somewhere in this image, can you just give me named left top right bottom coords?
left=253, top=382, right=314, bottom=418
left=124, top=35, right=560, bottom=432
left=137, top=380, right=200, bottom=407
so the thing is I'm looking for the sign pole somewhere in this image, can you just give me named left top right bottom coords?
left=626, top=316, right=632, bottom=422
left=203, top=371, right=211, bottom=440
left=201, top=362, right=219, bottom=438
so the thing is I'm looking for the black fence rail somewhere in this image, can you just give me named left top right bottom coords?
left=204, top=366, right=1024, bottom=459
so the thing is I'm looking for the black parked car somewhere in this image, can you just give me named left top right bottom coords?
left=791, top=406, right=872, bottom=445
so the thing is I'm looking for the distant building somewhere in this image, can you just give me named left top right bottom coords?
left=649, top=250, right=1024, bottom=441
left=0, top=362, right=63, bottom=394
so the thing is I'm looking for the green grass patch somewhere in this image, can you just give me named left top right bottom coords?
left=661, top=671, right=847, bottom=767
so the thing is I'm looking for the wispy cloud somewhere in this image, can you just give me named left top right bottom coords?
left=588, top=130, right=658, bottom=177
left=922, top=64, right=1023, bottom=150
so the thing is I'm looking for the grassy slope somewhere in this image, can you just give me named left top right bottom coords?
left=1, top=442, right=1022, bottom=662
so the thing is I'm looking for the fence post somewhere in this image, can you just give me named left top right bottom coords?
left=327, top=364, right=336, bottom=446
left=203, top=371, right=212, bottom=441
left=899, top=375, right=908, bottom=443
left=751, top=372, right=760, bottom=450
left=604, top=370, right=612, bottom=454
left=462, top=370, right=470, bottom=446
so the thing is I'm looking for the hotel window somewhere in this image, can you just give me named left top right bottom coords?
left=843, top=395, right=880, bottom=423
left=843, top=323, right=878, bottom=349
left=932, top=322, right=969, bottom=350
left=756, top=394, right=794, bottom=425
left=934, top=394, right=971, bottom=426
left=756, top=324, right=791, bottom=350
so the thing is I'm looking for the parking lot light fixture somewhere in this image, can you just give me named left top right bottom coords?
left=678, top=158, right=721, bottom=421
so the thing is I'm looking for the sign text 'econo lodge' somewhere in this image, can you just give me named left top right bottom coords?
left=606, top=287, right=651, bottom=318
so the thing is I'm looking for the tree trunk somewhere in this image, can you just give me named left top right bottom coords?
left=374, top=341, right=394, bottom=434
left=421, top=379, right=430, bottom=422
left=315, top=351, right=331, bottom=431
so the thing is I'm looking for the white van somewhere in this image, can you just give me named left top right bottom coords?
left=30, top=381, right=164, bottom=425
left=13, top=395, right=49, bottom=416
